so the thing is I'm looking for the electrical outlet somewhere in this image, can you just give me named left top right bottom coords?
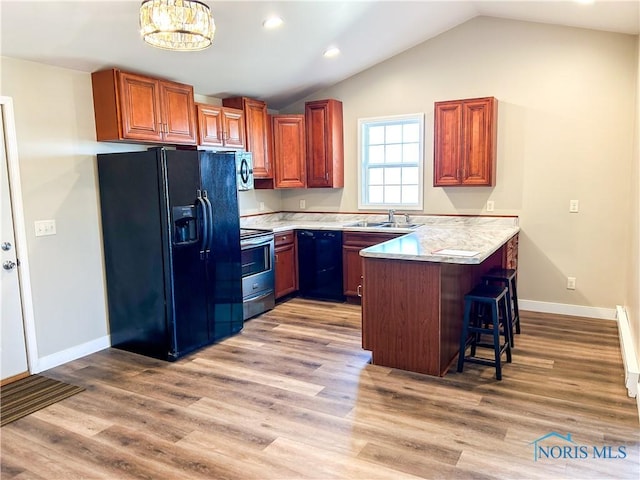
left=567, top=276, right=576, bottom=290
left=259, top=202, right=265, bottom=211
left=34, top=219, right=56, bottom=237
left=486, top=200, right=495, bottom=212
left=569, top=199, right=579, bottom=213
left=299, top=199, right=306, bottom=209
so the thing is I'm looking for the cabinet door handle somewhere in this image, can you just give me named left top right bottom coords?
left=275, top=254, right=278, bottom=264
left=357, top=284, right=362, bottom=297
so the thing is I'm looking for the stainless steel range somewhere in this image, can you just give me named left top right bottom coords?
left=240, top=228, right=275, bottom=320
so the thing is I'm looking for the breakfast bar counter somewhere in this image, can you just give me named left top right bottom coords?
left=359, top=220, right=519, bottom=377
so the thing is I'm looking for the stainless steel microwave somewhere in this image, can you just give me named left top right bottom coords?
left=235, top=152, right=254, bottom=191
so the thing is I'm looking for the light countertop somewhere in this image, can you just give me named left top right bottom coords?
left=240, top=213, right=519, bottom=264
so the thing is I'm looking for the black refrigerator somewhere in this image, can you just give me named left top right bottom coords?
left=97, top=148, right=243, bottom=361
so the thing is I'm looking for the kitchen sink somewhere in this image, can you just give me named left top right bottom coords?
left=379, top=222, right=422, bottom=229
left=343, top=221, right=387, bottom=228
left=343, top=220, right=422, bottom=229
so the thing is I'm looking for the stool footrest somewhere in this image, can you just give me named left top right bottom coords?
left=457, top=281, right=513, bottom=380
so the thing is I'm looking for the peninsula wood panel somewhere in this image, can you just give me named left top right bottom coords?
left=362, top=242, right=508, bottom=376
left=362, top=258, right=441, bottom=374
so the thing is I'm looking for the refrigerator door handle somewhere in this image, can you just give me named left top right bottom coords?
left=202, top=190, right=214, bottom=256
left=196, top=190, right=209, bottom=260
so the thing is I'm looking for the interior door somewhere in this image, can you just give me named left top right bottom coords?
left=1, top=102, right=29, bottom=383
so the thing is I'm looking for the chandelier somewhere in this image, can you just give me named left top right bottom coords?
left=139, top=0, right=215, bottom=51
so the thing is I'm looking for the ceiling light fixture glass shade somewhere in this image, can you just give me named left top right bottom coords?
left=140, top=0, right=215, bottom=51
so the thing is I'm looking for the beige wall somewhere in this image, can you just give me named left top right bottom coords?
left=0, top=58, right=279, bottom=364
left=629, top=37, right=640, bottom=357
left=0, top=57, right=140, bottom=358
left=283, top=17, right=638, bottom=312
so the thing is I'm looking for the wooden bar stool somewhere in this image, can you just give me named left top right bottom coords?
left=457, top=284, right=512, bottom=380
left=483, top=268, right=520, bottom=346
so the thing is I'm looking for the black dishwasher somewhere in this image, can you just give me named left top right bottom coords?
left=297, top=230, right=344, bottom=301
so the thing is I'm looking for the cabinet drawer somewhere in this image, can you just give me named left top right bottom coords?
left=275, top=231, right=294, bottom=247
left=343, top=232, right=402, bottom=247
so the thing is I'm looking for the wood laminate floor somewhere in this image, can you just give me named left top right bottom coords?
left=1, top=298, right=638, bottom=479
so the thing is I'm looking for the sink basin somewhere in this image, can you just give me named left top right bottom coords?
left=343, top=221, right=387, bottom=228
left=343, top=220, right=422, bottom=229
left=379, top=222, right=422, bottom=229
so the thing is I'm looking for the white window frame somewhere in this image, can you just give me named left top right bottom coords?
left=357, top=113, right=424, bottom=211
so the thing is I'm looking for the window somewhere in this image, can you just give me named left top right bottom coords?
left=358, top=113, right=424, bottom=210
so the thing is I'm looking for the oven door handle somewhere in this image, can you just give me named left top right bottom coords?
left=196, top=190, right=208, bottom=260
left=240, top=236, right=273, bottom=248
left=202, top=190, right=214, bottom=256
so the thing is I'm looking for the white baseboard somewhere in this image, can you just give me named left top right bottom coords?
left=519, top=299, right=616, bottom=320
left=616, top=305, right=639, bottom=399
left=32, top=336, right=110, bottom=373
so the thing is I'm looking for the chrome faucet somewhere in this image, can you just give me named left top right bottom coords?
left=388, top=209, right=410, bottom=223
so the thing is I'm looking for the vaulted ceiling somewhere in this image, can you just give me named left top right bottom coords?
left=1, top=1, right=638, bottom=109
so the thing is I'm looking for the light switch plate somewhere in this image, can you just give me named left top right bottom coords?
left=35, top=219, right=56, bottom=237
left=569, top=199, right=579, bottom=213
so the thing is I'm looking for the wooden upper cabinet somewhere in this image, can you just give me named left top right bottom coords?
left=91, top=68, right=197, bottom=145
left=222, top=97, right=272, bottom=178
left=271, top=114, right=306, bottom=189
left=196, top=103, right=245, bottom=148
left=305, top=99, right=344, bottom=188
left=433, top=96, right=497, bottom=187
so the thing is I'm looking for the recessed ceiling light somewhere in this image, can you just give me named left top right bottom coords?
left=263, top=16, right=284, bottom=29
left=574, top=0, right=594, bottom=4
left=323, top=46, right=341, bottom=58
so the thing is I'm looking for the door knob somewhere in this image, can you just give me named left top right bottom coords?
left=1, top=242, right=11, bottom=251
left=3, top=260, right=16, bottom=271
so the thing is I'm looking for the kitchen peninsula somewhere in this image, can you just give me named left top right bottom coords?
left=240, top=213, right=519, bottom=377
left=359, top=218, right=519, bottom=377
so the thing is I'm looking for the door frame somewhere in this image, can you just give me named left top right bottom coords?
left=1, top=96, right=39, bottom=373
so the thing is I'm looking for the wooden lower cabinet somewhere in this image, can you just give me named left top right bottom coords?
left=361, top=242, right=511, bottom=376
left=274, top=231, right=297, bottom=299
left=342, top=232, right=402, bottom=302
